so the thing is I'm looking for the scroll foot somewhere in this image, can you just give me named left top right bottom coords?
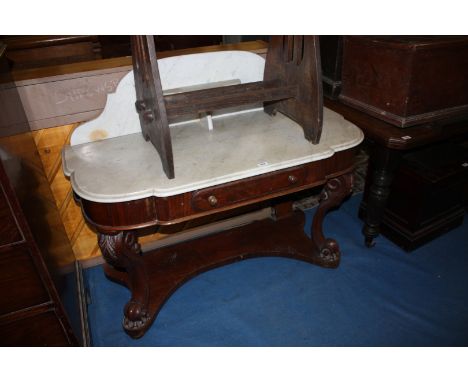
left=98, top=231, right=151, bottom=338
left=311, top=173, right=354, bottom=268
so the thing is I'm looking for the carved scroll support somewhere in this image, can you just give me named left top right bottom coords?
left=98, top=231, right=150, bottom=337
left=311, top=173, right=354, bottom=267
left=94, top=172, right=355, bottom=339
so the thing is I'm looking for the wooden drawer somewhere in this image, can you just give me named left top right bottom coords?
left=0, top=246, right=50, bottom=315
left=0, top=310, right=71, bottom=346
left=191, top=166, right=307, bottom=212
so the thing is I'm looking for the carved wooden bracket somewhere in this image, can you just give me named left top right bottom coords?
left=311, top=173, right=354, bottom=266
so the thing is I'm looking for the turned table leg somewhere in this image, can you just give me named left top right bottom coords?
left=362, top=146, right=401, bottom=247
left=311, top=173, right=354, bottom=267
left=97, top=231, right=151, bottom=337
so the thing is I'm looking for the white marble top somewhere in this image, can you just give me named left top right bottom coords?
left=63, top=50, right=363, bottom=202
left=63, top=107, right=363, bottom=203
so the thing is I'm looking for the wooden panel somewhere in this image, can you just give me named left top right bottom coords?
left=33, top=124, right=98, bottom=261
left=0, top=310, right=71, bottom=346
left=3, top=35, right=100, bottom=70
left=14, top=71, right=128, bottom=130
left=164, top=81, right=297, bottom=119
left=0, top=131, right=76, bottom=268
left=340, top=36, right=468, bottom=127
left=10, top=40, right=268, bottom=82
left=7, top=42, right=99, bottom=68
left=191, top=166, right=306, bottom=212
left=0, top=246, right=50, bottom=315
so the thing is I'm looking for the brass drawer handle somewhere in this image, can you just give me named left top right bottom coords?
left=288, top=175, right=298, bottom=184
left=207, top=195, right=218, bottom=206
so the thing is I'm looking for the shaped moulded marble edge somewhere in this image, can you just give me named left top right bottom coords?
left=62, top=111, right=363, bottom=203
left=62, top=49, right=364, bottom=203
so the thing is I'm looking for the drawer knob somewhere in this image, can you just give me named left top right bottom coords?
left=288, top=175, right=298, bottom=184
left=207, top=195, right=218, bottom=206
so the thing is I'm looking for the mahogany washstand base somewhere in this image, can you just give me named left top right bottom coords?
left=95, top=173, right=353, bottom=339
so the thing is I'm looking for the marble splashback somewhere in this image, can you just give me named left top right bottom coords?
left=70, top=51, right=266, bottom=146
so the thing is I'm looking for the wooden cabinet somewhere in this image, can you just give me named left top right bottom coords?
left=0, top=160, right=78, bottom=345
left=340, top=36, right=468, bottom=128
left=0, top=43, right=80, bottom=346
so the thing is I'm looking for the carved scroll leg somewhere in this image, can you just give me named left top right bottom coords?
left=311, top=173, right=354, bottom=268
left=98, top=231, right=150, bottom=337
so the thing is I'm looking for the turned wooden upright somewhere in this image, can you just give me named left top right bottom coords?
left=63, top=36, right=362, bottom=338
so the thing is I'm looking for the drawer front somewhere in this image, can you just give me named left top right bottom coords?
left=0, top=246, right=50, bottom=315
left=191, top=166, right=307, bottom=212
left=0, top=310, right=71, bottom=346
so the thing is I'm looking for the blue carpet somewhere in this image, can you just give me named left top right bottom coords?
left=84, top=194, right=468, bottom=346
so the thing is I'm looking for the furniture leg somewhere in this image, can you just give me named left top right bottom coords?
left=93, top=172, right=355, bottom=339
left=362, top=145, right=401, bottom=247
left=311, top=173, right=354, bottom=266
left=97, top=231, right=150, bottom=337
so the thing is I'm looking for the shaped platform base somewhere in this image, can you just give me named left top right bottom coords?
left=104, top=212, right=335, bottom=338
left=97, top=173, right=353, bottom=338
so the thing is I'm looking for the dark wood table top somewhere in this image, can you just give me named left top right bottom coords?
left=325, top=98, right=468, bottom=150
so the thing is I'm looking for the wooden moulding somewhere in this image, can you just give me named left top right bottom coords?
left=339, top=36, right=468, bottom=128
left=76, top=148, right=356, bottom=232
left=325, top=98, right=468, bottom=150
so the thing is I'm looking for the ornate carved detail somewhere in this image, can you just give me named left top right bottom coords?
left=311, top=173, right=354, bottom=267
left=123, top=301, right=150, bottom=331
left=98, top=231, right=141, bottom=268
left=317, top=238, right=340, bottom=265
left=97, top=231, right=150, bottom=336
left=319, top=175, right=354, bottom=204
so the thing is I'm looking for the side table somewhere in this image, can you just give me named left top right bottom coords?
left=325, top=98, right=468, bottom=247
left=64, top=107, right=362, bottom=338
